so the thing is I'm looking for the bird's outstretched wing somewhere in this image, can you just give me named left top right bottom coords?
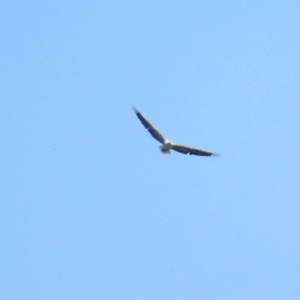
left=132, top=106, right=166, bottom=144
left=172, top=144, right=219, bottom=157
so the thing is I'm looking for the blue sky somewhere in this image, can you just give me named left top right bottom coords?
left=1, top=1, right=300, bottom=299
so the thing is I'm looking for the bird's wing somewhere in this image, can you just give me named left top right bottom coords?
left=132, top=106, right=166, bottom=143
left=172, top=144, right=219, bottom=157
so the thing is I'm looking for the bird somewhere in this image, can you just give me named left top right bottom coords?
left=132, top=106, right=219, bottom=157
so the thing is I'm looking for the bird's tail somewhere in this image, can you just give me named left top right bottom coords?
left=159, top=145, right=171, bottom=155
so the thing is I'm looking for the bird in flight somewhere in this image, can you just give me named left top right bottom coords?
left=132, top=106, right=219, bottom=157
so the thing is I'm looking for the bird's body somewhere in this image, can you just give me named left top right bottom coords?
left=159, top=140, right=173, bottom=154
left=132, top=106, right=219, bottom=157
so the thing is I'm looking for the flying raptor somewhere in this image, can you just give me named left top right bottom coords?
left=132, top=106, right=219, bottom=157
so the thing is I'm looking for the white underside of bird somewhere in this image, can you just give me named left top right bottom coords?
left=159, top=141, right=173, bottom=154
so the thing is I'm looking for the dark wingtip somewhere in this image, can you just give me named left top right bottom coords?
left=131, top=105, right=138, bottom=114
left=212, top=153, right=221, bottom=157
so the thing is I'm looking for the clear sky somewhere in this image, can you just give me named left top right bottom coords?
left=1, top=1, right=300, bottom=299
